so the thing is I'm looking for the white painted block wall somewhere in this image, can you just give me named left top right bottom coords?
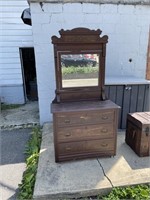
left=30, top=3, right=150, bottom=124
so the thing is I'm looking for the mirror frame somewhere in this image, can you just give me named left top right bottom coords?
left=52, top=28, right=108, bottom=103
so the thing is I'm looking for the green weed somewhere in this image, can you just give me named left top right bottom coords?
left=17, top=127, right=42, bottom=200
left=102, top=184, right=150, bottom=200
left=78, top=184, right=150, bottom=200
left=1, top=103, right=22, bottom=110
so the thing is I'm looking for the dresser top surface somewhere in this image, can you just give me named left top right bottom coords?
left=51, top=100, right=120, bottom=113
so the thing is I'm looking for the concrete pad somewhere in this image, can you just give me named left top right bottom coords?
left=99, top=131, right=150, bottom=187
left=33, top=123, right=150, bottom=199
left=33, top=123, right=112, bottom=199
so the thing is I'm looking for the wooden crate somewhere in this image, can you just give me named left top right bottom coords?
left=125, top=112, right=150, bottom=157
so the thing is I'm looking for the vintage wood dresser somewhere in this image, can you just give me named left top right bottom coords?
left=51, top=28, right=120, bottom=162
left=51, top=100, right=119, bottom=162
left=125, top=112, right=150, bottom=157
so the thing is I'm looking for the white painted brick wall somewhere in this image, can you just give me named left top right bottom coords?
left=63, top=3, right=83, bottom=13
left=83, top=3, right=100, bottom=13
left=30, top=3, right=150, bottom=124
left=100, top=4, right=118, bottom=13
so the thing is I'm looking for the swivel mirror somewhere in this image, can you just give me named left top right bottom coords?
left=52, top=28, right=108, bottom=102
left=61, top=53, right=99, bottom=88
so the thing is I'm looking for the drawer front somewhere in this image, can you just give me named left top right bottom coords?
left=85, top=139, right=114, bottom=152
left=58, top=139, right=115, bottom=155
left=56, top=111, right=114, bottom=127
left=57, top=124, right=114, bottom=142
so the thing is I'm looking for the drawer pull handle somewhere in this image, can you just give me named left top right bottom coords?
left=80, top=116, right=87, bottom=120
left=101, top=129, right=108, bottom=133
left=65, top=133, right=71, bottom=137
left=101, top=143, right=108, bottom=147
left=65, top=119, right=70, bottom=124
left=66, top=147, right=71, bottom=151
left=102, top=116, right=108, bottom=120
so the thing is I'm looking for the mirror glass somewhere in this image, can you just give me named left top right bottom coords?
left=61, top=53, right=99, bottom=88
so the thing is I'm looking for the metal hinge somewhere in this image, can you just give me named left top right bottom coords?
left=144, top=127, right=150, bottom=136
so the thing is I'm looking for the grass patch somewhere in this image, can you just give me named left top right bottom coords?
left=17, top=127, right=42, bottom=200
left=1, top=103, right=22, bottom=111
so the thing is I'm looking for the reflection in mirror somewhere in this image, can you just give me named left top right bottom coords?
left=61, top=54, right=99, bottom=88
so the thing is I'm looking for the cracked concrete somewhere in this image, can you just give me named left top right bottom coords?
left=33, top=123, right=150, bottom=199
left=97, top=158, right=114, bottom=187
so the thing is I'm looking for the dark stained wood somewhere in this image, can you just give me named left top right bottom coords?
left=52, top=28, right=108, bottom=45
left=125, top=112, right=150, bottom=157
left=52, top=100, right=120, bottom=162
left=51, top=27, right=108, bottom=102
left=57, top=124, right=114, bottom=142
left=51, top=28, right=120, bottom=162
left=51, top=99, right=120, bottom=113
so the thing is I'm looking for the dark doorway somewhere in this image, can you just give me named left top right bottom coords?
left=20, top=47, right=38, bottom=101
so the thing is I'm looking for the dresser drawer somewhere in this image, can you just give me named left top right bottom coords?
left=56, top=111, right=114, bottom=127
left=85, top=139, right=114, bottom=152
left=57, top=124, right=114, bottom=142
left=58, top=139, right=115, bottom=155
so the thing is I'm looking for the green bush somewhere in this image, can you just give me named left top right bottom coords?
left=17, top=127, right=42, bottom=199
left=62, top=66, right=98, bottom=75
left=79, top=184, right=150, bottom=200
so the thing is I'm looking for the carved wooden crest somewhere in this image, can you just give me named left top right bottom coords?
left=52, top=27, right=108, bottom=44
left=51, top=27, right=108, bottom=102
